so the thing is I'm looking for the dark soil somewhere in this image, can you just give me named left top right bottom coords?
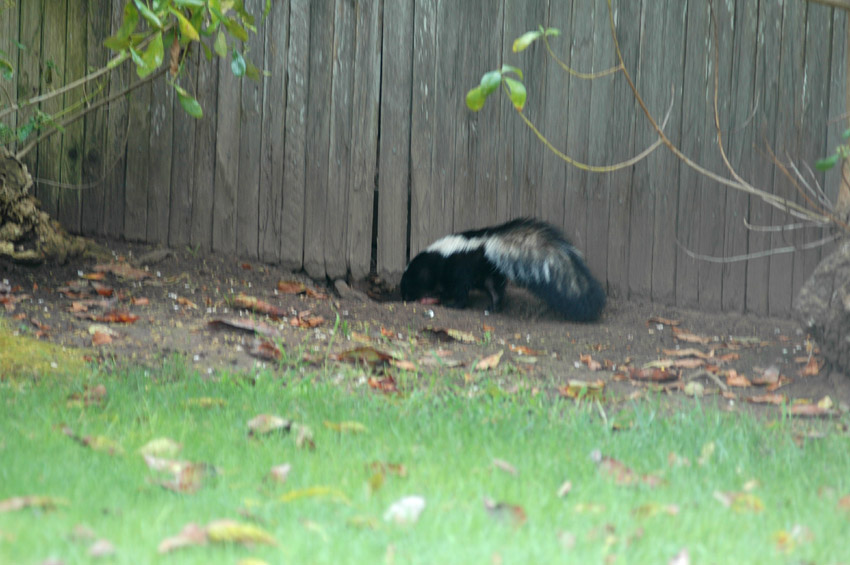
left=2, top=239, right=849, bottom=417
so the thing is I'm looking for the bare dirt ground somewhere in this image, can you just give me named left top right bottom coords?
left=2, top=239, right=849, bottom=417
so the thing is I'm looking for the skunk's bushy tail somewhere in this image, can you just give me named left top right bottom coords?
left=482, top=219, right=605, bottom=322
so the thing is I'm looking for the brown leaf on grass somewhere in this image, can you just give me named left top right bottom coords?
left=799, top=357, right=823, bottom=377
left=0, top=495, right=68, bottom=513
left=580, top=353, right=603, bottom=371
left=422, top=326, right=477, bottom=343
left=725, top=370, right=752, bottom=388
left=670, top=358, right=706, bottom=369
left=483, top=497, right=527, bottom=526
left=62, top=426, right=122, bottom=455
left=139, top=438, right=182, bottom=458
left=788, top=403, right=837, bottom=418
left=492, top=458, right=518, bottom=476
left=81, top=272, right=106, bottom=281
left=131, top=296, right=149, bottom=306
left=158, top=522, right=209, bottom=553
left=176, top=296, right=198, bottom=309
left=88, top=539, right=115, bottom=558
left=629, top=367, right=678, bottom=383
left=249, top=338, right=281, bottom=361
left=91, top=331, right=113, bottom=346
left=632, top=502, right=680, bottom=518
left=330, top=346, right=393, bottom=368
left=590, top=450, right=663, bottom=488
left=294, top=424, right=316, bottom=450
left=713, top=491, right=764, bottom=513
left=208, top=318, right=283, bottom=339
left=672, top=327, right=712, bottom=344
left=269, top=463, right=292, bottom=484
left=289, top=311, right=325, bottom=328
left=277, top=280, right=307, bottom=294
left=838, top=494, right=850, bottom=511
left=157, top=462, right=210, bottom=494
left=90, top=281, right=114, bottom=297
left=233, top=294, right=288, bottom=318
left=662, top=348, right=713, bottom=359
left=558, top=379, right=605, bottom=400
left=67, top=384, right=107, bottom=407
left=247, top=414, right=292, bottom=436
left=509, top=343, right=543, bottom=356
left=93, top=262, right=151, bottom=281
left=77, top=310, right=139, bottom=324
left=368, top=462, right=408, bottom=477
left=647, top=316, right=680, bottom=326
left=390, top=359, right=417, bottom=371
left=746, top=394, right=786, bottom=405
left=475, top=350, right=504, bottom=370
left=368, top=375, right=399, bottom=394
left=751, top=366, right=780, bottom=386
left=668, top=548, right=690, bottom=565
left=557, top=480, right=572, bottom=497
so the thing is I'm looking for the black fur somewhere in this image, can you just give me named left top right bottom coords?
left=400, top=218, right=605, bottom=322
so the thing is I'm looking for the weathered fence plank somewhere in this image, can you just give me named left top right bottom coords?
left=211, top=54, right=242, bottom=253
left=123, top=77, right=151, bottom=242
left=102, top=0, right=128, bottom=239
left=721, top=0, right=759, bottom=313
left=377, top=0, right=413, bottom=280
left=168, top=49, right=198, bottom=248
left=190, top=49, right=219, bottom=250
left=346, top=0, right=381, bottom=279
left=409, top=0, right=437, bottom=257
left=280, top=0, right=310, bottom=270
left=0, top=2, right=18, bottom=150
left=147, top=74, right=174, bottom=244
left=826, top=8, right=848, bottom=211
left=650, top=0, right=686, bottom=306
left=80, top=0, right=111, bottom=236
left=258, top=0, right=289, bottom=263
left=38, top=0, right=68, bottom=219
left=58, top=0, right=86, bottom=233
left=302, top=0, right=334, bottom=278
left=235, top=0, right=265, bottom=258
left=16, top=0, right=43, bottom=188
left=324, top=0, right=355, bottom=279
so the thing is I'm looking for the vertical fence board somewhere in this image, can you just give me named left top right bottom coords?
left=650, top=0, right=686, bottom=305
left=16, top=1, right=43, bottom=182
left=746, top=3, right=783, bottom=315
left=190, top=54, right=218, bottom=250
left=377, top=0, right=413, bottom=281
left=280, top=0, right=310, bottom=270
left=58, top=0, right=86, bottom=233
left=346, top=0, right=382, bottom=278
left=794, top=4, right=831, bottom=300
left=168, top=50, right=198, bottom=248
left=826, top=9, right=847, bottom=210
left=497, top=0, right=548, bottom=222
left=211, top=56, right=242, bottom=253
left=80, top=0, right=111, bottom=236
left=721, top=0, right=758, bottom=312
left=768, top=1, right=805, bottom=317
left=559, top=1, right=590, bottom=249
left=302, top=0, right=334, bottom=278
left=258, top=0, right=289, bottom=263
left=628, top=0, right=662, bottom=300
left=324, top=0, right=355, bottom=279
left=696, top=1, right=735, bottom=311
left=1, top=2, right=19, bottom=149
left=409, top=0, right=437, bottom=256
left=124, top=77, right=151, bottom=242
left=147, top=74, right=173, bottom=244
left=235, top=0, right=265, bottom=258
left=37, top=0, right=68, bottom=219
left=584, top=0, right=615, bottom=289
left=538, top=1, right=571, bottom=232
left=102, top=0, right=128, bottom=239
left=604, top=0, right=640, bottom=299
left=675, top=2, right=711, bottom=308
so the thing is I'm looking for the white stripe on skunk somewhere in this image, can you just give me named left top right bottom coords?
left=401, top=218, right=605, bottom=322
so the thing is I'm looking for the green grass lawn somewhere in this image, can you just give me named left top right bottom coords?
left=2, top=359, right=850, bottom=564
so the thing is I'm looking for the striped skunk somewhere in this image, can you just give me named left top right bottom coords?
left=400, top=218, right=605, bottom=322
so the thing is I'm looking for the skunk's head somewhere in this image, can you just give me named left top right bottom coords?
left=400, top=252, right=439, bottom=302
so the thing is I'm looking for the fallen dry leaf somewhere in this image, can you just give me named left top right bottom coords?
left=492, top=458, right=518, bottom=476
left=139, top=437, right=182, bottom=458
left=580, top=353, right=603, bottom=371
left=208, top=318, right=283, bottom=339
left=788, top=403, right=837, bottom=418
left=91, top=331, right=112, bottom=346
left=277, top=280, right=307, bottom=294
left=475, top=350, right=504, bottom=370
left=648, top=316, right=680, bottom=326
left=483, top=497, right=527, bottom=526
left=725, top=370, right=752, bottom=388
left=746, top=394, right=786, bottom=406
left=559, top=379, right=605, bottom=400
left=269, top=463, right=292, bottom=484
left=590, top=450, right=663, bottom=487
left=422, top=326, right=477, bottom=343
left=249, top=338, right=282, bottom=361
left=158, top=522, right=208, bottom=554
left=323, top=421, right=367, bottom=433
left=88, top=539, right=115, bottom=558
left=93, top=262, right=151, bottom=281
left=233, top=294, right=287, bottom=318
left=672, top=327, right=712, bottom=344
left=247, top=414, right=292, bottom=436
left=330, top=346, right=393, bottom=368
left=0, top=495, right=68, bottom=513
left=557, top=480, right=572, bottom=498
left=629, top=367, right=678, bottom=383
left=290, top=310, right=325, bottom=328
left=368, top=375, right=399, bottom=394
left=799, top=357, right=823, bottom=377
left=713, top=491, right=764, bottom=513
left=206, top=519, right=277, bottom=546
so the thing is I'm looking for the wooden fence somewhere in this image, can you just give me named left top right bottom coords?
left=2, top=0, right=847, bottom=318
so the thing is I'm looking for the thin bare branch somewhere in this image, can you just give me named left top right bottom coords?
left=676, top=232, right=844, bottom=263
left=16, top=66, right=168, bottom=160
left=743, top=218, right=830, bottom=232
left=509, top=81, right=674, bottom=173
left=542, top=35, right=623, bottom=80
